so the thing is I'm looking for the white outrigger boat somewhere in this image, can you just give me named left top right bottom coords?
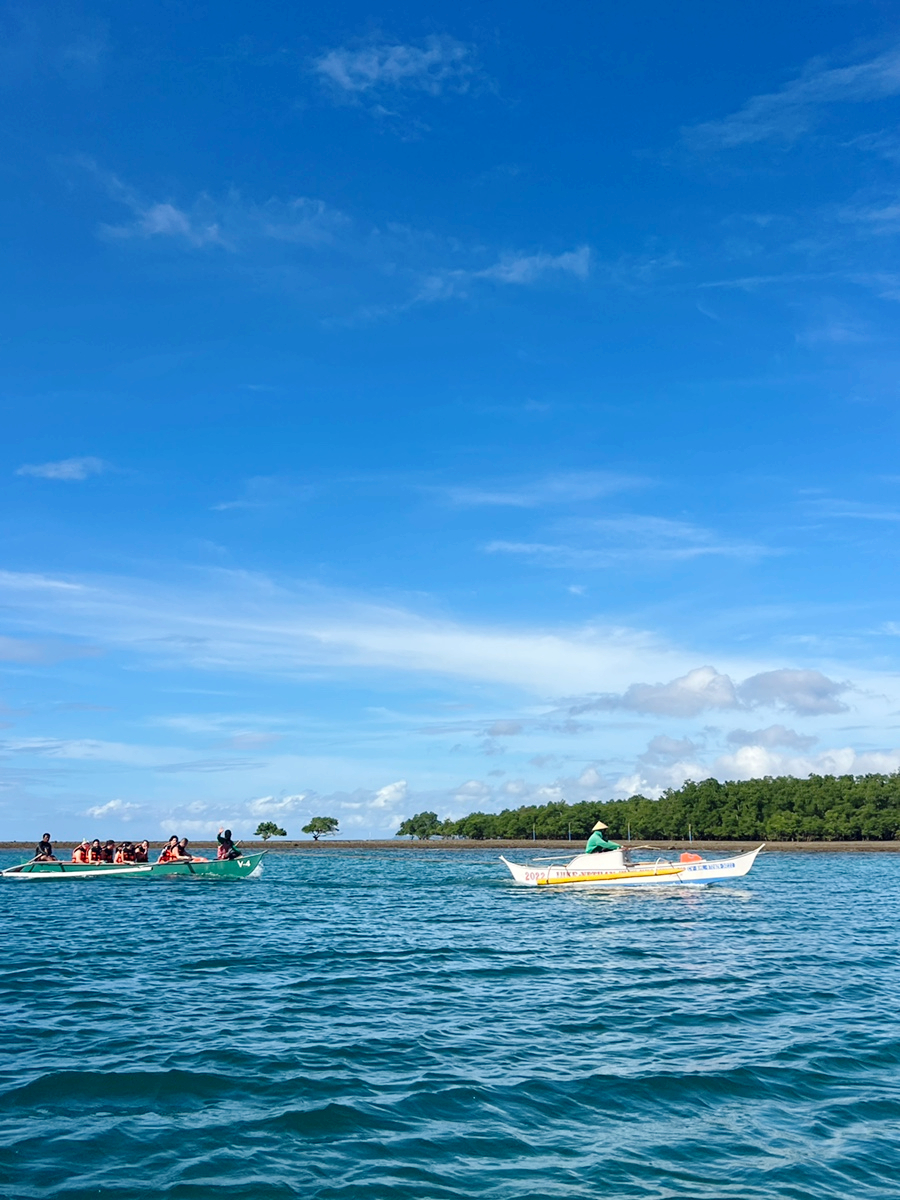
left=500, top=844, right=764, bottom=888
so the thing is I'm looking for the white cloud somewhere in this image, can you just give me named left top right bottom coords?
left=372, top=779, right=408, bottom=808
left=313, top=36, right=476, bottom=97
left=714, top=744, right=900, bottom=781
left=685, top=45, right=900, bottom=149
left=16, top=456, right=106, bottom=481
left=726, top=724, right=818, bottom=750
left=83, top=798, right=140, bottom=820
left=641, top=734, right=699, bottom=763
left=488, top=721, right=522, bottom=736
left=622, top=667, right=740, bottom=717
left=247, top=794, right=307, bottom=817
left=739, top=668, right=849, bottom=715
left=569, top=666, right=849, bottom=718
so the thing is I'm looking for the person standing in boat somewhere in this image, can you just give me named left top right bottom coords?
left=585, top=821, right=622, bottom=853
left=34, top=833, right=57, bottom=861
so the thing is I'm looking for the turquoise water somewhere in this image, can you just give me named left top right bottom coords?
left=1, top=849, right=899, bottom=1199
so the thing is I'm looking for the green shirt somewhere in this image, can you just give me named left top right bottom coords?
left=585, top=832, right=621, bottom=854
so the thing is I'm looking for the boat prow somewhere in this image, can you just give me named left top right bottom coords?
left=500, top=845, right=764, bottom=888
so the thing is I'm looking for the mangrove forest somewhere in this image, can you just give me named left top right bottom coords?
left=397, top=773, right=900, bottom=841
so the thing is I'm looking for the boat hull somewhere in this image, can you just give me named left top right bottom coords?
left=500, top=845, right=763, bottom=888
left=1, top=854, right=265, bottom=880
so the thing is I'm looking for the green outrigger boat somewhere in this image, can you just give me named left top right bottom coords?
left=1, top=853, right=265, bottom=880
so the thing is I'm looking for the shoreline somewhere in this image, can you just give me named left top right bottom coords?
left=3, top=839, right=900, bottom=853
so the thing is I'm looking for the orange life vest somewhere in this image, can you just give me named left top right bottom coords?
left=88, top=847, right=102, bottom=862
left=72, top=846, right=88, bottom=863
left=114, top=849, right=125, bottom=863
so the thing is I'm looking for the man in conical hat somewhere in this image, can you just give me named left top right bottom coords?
left=585, top=820, right=621, bottom=854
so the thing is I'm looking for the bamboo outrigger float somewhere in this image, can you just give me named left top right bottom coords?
left=500, top=845, right=763, bottom=888
left=1, top=853, right=265, bottom=880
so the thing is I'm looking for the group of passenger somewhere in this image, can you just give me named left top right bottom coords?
left=34, top=828, right=242, bottom=865
left=70, top=838, right=154, bottom=863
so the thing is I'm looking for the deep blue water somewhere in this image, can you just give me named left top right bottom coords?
left=1, top=848, right=899, bottom=1199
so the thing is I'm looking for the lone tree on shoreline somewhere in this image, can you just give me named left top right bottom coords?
left=302, top=816, right=339, bottom=840
left=254, top=821, right=287, bottom=841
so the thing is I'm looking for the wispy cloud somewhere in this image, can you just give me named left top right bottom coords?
left=16, top=456, right=107, bottom=481
left=485, top=514, right=771, bottom=567
left=211, top=475, right=314, bottom=512
left=0, top=635, right=98, bottom=664
left=0, top=567, right=866, bottom=736
left=313, top=36, right=478, bottom=98
left=0, top=10, right=109, bottom=87
left=0, top=566, right=690, bottom=696
left=415, top=246, right=591, bottom=304
left=476, top=246, right=590, bottom=285
left=77, top=160, right=591, bottom=317
left=685, top=45, right=900, bottom=150
left=807, top=497, right=900, bottom=522
left=443, top=471, right=642, bottom=508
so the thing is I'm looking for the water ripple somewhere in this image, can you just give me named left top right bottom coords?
left=1, top=849, right=899, bottom=1198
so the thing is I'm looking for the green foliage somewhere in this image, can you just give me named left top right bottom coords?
left=302, top=816, right=339, bottom=841
left=432, top=773, right=900, bottom=841
left=254, top=821, right=287, bottom=840
left=395, top=811, right=445, bottom=839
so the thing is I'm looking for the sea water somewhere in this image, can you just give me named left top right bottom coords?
left=1, top=848, right=899, bottom=1199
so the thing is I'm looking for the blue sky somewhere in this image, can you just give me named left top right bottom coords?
left=3, top=1, right=900, bottom=839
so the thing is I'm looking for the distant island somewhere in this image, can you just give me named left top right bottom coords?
left=398, top=773, right=900, bottom=842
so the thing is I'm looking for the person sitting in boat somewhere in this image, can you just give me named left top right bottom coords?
left=88, top=839, right=103, bottom=862
left=216, top=828, right=241, bottom=860
left=133, top=840, right=149, bottom=863
left=585, top=821, right=622, bottom=854
left=100, top=839, right=116, bottom=863
left=35, top=833, right=57, bottom=861
left=157, top=835, right=180, bottom=863
left=71, top=839, right=90, bottom=863
left=179, top=837, right=209, bottom=862
left=114, top=842, right=136, bottom=864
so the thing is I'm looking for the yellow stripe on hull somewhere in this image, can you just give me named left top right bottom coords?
left=536, top=865, right=685, bottom=887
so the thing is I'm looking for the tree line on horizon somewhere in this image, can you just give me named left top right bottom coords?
left=395, top=772, right=900, bottom=842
